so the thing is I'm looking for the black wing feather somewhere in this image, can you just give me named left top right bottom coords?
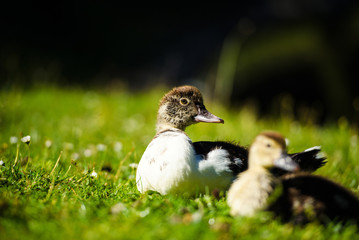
left=192, top=141, right=248, bottom=175
left=193, top=141, right=326, bottom=176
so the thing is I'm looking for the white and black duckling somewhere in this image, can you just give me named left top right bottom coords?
left=136, top=86, right=326, bottom=195
left=136, top=85, right=228, bottom=195
left=227, top=131, right=359, bottom=225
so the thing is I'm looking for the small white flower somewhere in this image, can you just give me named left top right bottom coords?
left=96, top=143, right=106, bottom=152
left=129, top=163, right=138, bottom=169
left=84, top=149, right=92, bottom=157
left=21, top=135, right=31, bottom=144
left=79, top=203, right=86, bottom=215
left=45, top=140, right=52, bottom=148
left=113, top=141, right=123, bottom=153
left=0, top=160, right=4, bottom=166
left=208, top=218, right=215, bottom=225
left=90, top=170, right=98, bottom=178
left=63, top=142, right=74, bottom=150
left=9, top=136, right=18, bottom=144
left=110, top=202, right=127, bottom=215
left=71, top=152, right=80, bottom=160
left=191, top=211, right=203, bottom=223
left=139, top=208, right=150, bottom=218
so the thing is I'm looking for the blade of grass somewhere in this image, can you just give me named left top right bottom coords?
left=50, top=151, right=63, bottom=177
left=115, top=148, right=134, bottom=180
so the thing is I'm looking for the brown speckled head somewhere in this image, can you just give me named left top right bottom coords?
left=156, top=86, right=223, bottom=132
left=159, top=85, right=203, bottom=107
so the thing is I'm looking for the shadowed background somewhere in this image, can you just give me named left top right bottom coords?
left=1, top=2, right=359, bottom=123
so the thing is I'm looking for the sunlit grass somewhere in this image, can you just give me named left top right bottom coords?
left=0, top=86, right=358, bottom=240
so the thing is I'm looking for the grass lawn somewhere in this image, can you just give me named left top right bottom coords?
left=0, top=86, right=358, bottom=240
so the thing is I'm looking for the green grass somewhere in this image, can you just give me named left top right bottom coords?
left=0, top=86, right=358, bottom=240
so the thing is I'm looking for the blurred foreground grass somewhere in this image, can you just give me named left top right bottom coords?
left=0, top=86, right=358, bottom=240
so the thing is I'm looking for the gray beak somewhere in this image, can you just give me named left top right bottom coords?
left=193, top=106, right=224, bottom=124
left=274, top=153, right=300, bottom=172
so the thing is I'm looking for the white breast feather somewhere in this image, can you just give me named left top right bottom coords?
left=136, top=131, right=196, bottom=195
left=227, top=171, right=272, bottom=216
left=136, top=132, right=238, bottom=195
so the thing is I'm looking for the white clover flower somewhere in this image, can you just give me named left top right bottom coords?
left=129, top=163, right=138, bottom=169
left=96, top=143, right=106, bottom=152
left=79, top=203, right=86, bottom=215
left=90, top=170, right=98, bottom=178
left=191, top=211, right=203, bottom=223
left=0, top=160, right=4, bottom=166
left=71, top=152, right=80, bottom=160
left=84, top=149, right=92, bottom=158
left=21, top=135, right=31, bottom=144
left=138, top=208, right=150, bottom=218
left=208, top=218, right=215, bottom=225
left=9, top=136, right=18, bottom=144
left=113, top=141, right=123, bottom=153
left=110, top=202, right=127, bottom=215
left=45, top=140, right=52, bottom=148
left=63, top=142, right=74, bottom=150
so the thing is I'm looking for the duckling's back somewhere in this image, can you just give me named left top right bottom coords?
left=267, top=174, right=359, bottom=225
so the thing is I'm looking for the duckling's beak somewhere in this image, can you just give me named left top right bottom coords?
left=194, top=106, right=224, bottom=124
left=274, top=152, right=300, bottom=172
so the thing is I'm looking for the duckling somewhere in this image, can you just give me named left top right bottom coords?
left=227, top=131, right=359, bottom=225
left=136, top=86, right=326, bottom=195
left=136, top=85, right=230, bottom=195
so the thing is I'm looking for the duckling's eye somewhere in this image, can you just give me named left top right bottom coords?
left=179, top=98, right=190, bottom=106
left=266, top=143, right=272, bottom=148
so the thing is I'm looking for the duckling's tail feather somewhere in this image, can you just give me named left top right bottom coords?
left=289, top=146, right=327, bottom=172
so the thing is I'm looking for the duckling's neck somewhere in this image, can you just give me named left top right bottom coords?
left=156, top=121, right=185, bottom=133
left=243, top=166, right=273, bottom=186
left=156, top=108, right=189, bottom=133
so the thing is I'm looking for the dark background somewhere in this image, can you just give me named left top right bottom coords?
left=1, top=2, right=359, bottom=123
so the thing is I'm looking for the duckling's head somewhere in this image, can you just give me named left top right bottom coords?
left=156, top=85, right=224, bottom=132
left=249, top=131, right=299, bottom=172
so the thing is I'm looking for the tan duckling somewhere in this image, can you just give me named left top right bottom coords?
left=227, top=131, right=359, bottom=225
